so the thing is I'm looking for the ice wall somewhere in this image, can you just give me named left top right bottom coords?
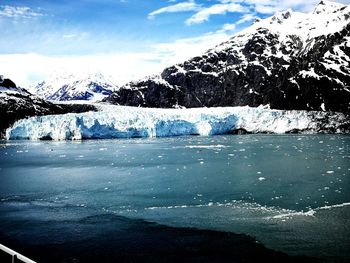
left=6, top=105, right=348, bottom=140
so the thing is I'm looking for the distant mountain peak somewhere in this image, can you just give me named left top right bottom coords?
left=31, top=72, right=118, bottom=102
left=313, top=0, right=346, bottom=14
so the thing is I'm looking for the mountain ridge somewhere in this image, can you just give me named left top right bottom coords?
left=104, top=1, right=350, bottom=113
left=31, top=73, right=118, bottom=102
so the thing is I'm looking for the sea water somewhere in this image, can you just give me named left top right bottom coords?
left=0, top=135, right=349, bottom=261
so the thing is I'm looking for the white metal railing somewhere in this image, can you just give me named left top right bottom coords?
left=0, top=244, right=37, bottom=263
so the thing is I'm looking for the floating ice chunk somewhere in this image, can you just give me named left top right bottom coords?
left=271, top=209, right=316, bottom=219
left=317, top=202, right=350, bottom=210
left=185, top=145, right=228, bottom=149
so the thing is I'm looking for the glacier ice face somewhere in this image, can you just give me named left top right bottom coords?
left=5, top=105, right=349, bottom=140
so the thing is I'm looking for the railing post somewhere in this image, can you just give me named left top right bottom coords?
left=0, top=244, right=36, bottom=263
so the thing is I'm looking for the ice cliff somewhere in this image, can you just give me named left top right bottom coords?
left=6, top=105, right=349, bottom=140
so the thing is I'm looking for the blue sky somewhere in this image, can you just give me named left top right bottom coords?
left=0, top=0, right=259, bottom=55
left=0, top=0, right=349, bottom=86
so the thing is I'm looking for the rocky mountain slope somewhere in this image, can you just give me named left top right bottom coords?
left=31, top=73, right=118, bottom=101
left=0, top=75, right=96, bottom=138
left=104, top=1, right=350, bottom=114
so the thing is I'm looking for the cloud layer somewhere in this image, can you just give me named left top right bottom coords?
left=0, top=5, right=43, bottom=19
left=0, top=23, right=238, bottom=88
left=148, top=0, right=350, bottom=25
left=186, top=2, right=248, bottom=25
left=148, top=1, right=201, bottom=19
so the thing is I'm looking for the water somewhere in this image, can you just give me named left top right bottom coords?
left=0, top=135, right=349, bottom=262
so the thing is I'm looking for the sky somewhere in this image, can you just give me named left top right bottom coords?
left=0, top=0, right=349, bottom=87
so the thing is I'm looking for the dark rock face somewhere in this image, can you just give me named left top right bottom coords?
left=104, top=5, right=350, bottom=114
left=0, top=76, right=16, bottom=89
left=0, top=77, right=96, bottom=138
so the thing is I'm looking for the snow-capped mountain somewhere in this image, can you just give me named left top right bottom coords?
left=32, top=73, right=118, bottom=101
left=0, top=75, right=96, bottom=138
left=105, top=1, right=350, bottom=113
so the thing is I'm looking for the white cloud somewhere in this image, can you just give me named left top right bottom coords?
left=0, top=53, right=166, bottom=88
left=236, top=13, right=259, bottom=24
left=244, top=0, right=350, bottom=14
left=216, top=23, right=236, bottom=33
left=187, top=0, right=350, bottom=18
left=153, top=30, right=232, bottom=63
left=0, top=28, right=235, bottom=88
left=0, top=5, right=43, bottom=19
left=148, top=0, right=350, bottom=25
left=276, top=0, right=318, bottom=12
left=253, top=4, right=277, bottom=14
left=148, top=1, right=201, bottom=20
left=186, top=3, right=247, bottom=25
left=62, top=34, right=78, bottom=39
left=62, top=32, right=89, bottom=40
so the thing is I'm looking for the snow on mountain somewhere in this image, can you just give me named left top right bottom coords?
left=0, top=75, right=97, bottom=138
left=0, top=75, right=58, bottom=137
left=31, top=73, right=118, bottom=101
left=6, top=105, right=349, bottom=140
left=0, top=75, right=30, bottom=96
left=313, top=0, right=346, bottom=14
left=237, top=1, right=348, bottom=43
left=105, top=1, right=350, bottom=113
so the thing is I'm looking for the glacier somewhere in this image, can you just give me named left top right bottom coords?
left=5, top=105, right=348, bottom=140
